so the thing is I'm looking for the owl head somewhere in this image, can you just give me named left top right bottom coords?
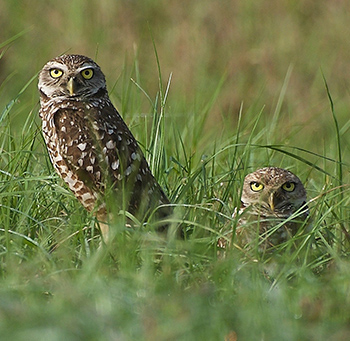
left=241, top=167, right=307, bottom=218
left=38, top=54, right=107, bottom=101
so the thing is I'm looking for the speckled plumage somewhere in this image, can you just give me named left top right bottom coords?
left=38, top=54, right=171, bottom=238
left=219, top=167, right=309, bottom=251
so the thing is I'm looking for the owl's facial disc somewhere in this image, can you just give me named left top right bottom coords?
left=38, top=59, right=106, bottom=100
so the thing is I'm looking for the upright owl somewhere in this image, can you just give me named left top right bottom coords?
left=38, top=54, right=171, bottom=239
left=218, top=167, right=309, bottom=252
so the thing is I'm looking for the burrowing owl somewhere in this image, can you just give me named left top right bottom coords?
left=219, top=167, right=309, bottom=251
left=38, top=54, right=171, bottom=238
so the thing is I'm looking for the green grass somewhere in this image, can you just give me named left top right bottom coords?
left=1, top=1, right=350, bottom=340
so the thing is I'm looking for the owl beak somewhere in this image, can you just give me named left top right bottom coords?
left=268, top=193, right=275, bottom=212
left=67, top=78, right=75, bottom=95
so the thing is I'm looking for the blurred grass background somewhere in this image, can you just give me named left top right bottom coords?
left=1, top=0, right=350, bottom=340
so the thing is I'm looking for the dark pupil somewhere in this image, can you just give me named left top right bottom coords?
left=84, top=70, right=90, bottom=75
left=285, top=182, right=292, bottom=188
left=53, top=70, right=59, bottom=75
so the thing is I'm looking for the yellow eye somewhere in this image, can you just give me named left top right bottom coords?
left=50, top=69, right=63, bottom=78
left=250, top=182, right=264, bottom=192
left=81, top=68, right=94, bottom=80
left=282, top=182, right=295, bottom=192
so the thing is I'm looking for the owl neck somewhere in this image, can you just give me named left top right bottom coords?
left=93, top=87, right=108, bottom=99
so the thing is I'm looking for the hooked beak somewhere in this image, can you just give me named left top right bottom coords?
left=67, top=78, right=75, bottom=95
left=268, top=193, right=275, bottom=212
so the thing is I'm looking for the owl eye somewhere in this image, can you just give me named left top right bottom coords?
left=250, top=182, right=264, bottom=192
left=81, top=68, right=94, bottom=80
left=50, top=69, right=63, bottom=78
left=282, top=182, right=295, bottom=192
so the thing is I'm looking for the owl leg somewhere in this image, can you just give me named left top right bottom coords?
left=96, top=207, right=110, bottom=243
left=98, top=221, right=110, bottom=243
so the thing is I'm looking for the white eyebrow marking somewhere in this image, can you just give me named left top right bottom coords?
left=77, top=64, right=96, bottom=72
left=46, top=62, right=69, bottom=73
